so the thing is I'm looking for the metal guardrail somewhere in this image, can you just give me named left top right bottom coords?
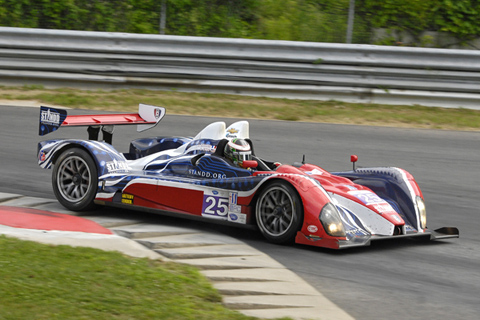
left=0, top=27, right=479, bottom=109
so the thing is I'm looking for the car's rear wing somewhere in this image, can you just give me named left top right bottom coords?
left=39, top=104, right=166, bottom=144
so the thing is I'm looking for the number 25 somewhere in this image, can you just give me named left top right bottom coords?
left=204, top=196, right=228, bottom=216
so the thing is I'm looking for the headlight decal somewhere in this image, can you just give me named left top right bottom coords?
left=328, top=192, right=394, bottom=236
left=336, top=205, right=371, bottom=240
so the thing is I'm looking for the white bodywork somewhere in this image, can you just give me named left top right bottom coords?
left=128, top=121, right=250, bottom=171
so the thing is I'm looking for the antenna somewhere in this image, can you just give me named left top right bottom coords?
left=302, top=154, right=305, bottom=164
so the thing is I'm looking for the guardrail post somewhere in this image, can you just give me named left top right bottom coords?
left=346, top=0, right=355, bottom=44
left=160, top=0, right=167, bottom=35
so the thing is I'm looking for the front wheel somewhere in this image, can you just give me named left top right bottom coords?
left=255, top=181, right=303, bottom=244
left=52, top=148, right=98, bottom=211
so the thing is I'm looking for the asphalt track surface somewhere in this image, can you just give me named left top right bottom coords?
left=1, top=105, right=479, bottom=319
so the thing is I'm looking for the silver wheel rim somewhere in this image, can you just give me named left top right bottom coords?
left=57, top=155, right=92, bottom=202
left=256, top=186, right=295, bottom=237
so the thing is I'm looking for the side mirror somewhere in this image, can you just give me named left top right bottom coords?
left=351, top=155, right=358, bottom=171
left=242, top=160, right=258, bottom=169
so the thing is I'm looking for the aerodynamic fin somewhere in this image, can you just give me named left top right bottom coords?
left=39, top=104, right=166, bottom=139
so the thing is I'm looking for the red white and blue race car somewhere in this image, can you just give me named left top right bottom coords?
left=37, top=104, right=459, bottom=249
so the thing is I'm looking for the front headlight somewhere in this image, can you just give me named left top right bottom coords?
left=319, top=203, right=346, bottom=237
left=416, top=196, right=427, bottom=229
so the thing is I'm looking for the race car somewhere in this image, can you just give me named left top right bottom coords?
left=37, top=104, right=459, bottom=249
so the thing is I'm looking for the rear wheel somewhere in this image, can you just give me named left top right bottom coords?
left=255, top=181, right=303, bottom=244
left=52, top=148, right=97, bottom=211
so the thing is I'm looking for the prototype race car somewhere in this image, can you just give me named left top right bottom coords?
left=37, top=104, right=459, bottom=249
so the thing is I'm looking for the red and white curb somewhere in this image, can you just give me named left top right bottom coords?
left=0, top=192, right=353, bottom=320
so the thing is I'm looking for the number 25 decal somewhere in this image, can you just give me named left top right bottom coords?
left=204, top=196, right=228, bottom=216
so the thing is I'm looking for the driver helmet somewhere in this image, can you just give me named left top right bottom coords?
left=224, top=138, right=252, bottom=167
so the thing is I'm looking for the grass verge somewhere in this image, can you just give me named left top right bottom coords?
left=0, top=235, right=259, bottom=320
left=2, top=85, right=480, bottom=131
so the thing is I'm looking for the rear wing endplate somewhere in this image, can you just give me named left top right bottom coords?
left=39, top=104, right=166, bottom=143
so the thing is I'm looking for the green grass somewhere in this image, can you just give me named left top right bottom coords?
left=0, top=235, right=258, bottom=320
left=2, top=85, right=480, bottom=131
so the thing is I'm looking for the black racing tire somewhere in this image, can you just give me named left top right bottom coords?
left=255, top=181, right=304, bottom=244
left=52, top=147, right=98, bottom=211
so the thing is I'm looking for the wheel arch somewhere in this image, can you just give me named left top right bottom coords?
left=49, top=140, right=127, bottom=177
left=250, top=177, right=305, bottom=220
left=51, top=143, right=96, bottom=168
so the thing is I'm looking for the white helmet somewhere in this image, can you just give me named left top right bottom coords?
left=224, top=139, right=252, bottom=167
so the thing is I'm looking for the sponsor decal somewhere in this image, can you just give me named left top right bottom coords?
left=39, top=151, right=46, bottom=162
left=154, top=108, right=161, bottom=120
left=39, top=106, right=67, bottom=136
left=228, top=212, right=246, bottom=224
left=350, top=191, right=398, bottom=215
left=229, top=192, right=238, bottom=204
left=307, top=225, right=318, bottom=233
left=226, top=128, right=239, bottom=138
left=229, top=192, right=241, bottom=213
left=187, top=144, right=216, bottom=153
left=212, top=190, right=219, bottom=195
left=106, top=159, right=129, bottom=173
left=349, top=190, right=387, bottom=206
left=40, top=109, right=61, bottom=125
left=305, top=169, right=324, bottom=176
left=188, top=169, right=227, bottom=179
left=121, top=193, right=134, bottom=205
left=345, top=228, right=367, bottom=236
left=372, top=203, right=397, bottom=215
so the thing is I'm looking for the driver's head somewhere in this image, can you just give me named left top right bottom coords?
left=224, top=139, right=252, bottom=167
